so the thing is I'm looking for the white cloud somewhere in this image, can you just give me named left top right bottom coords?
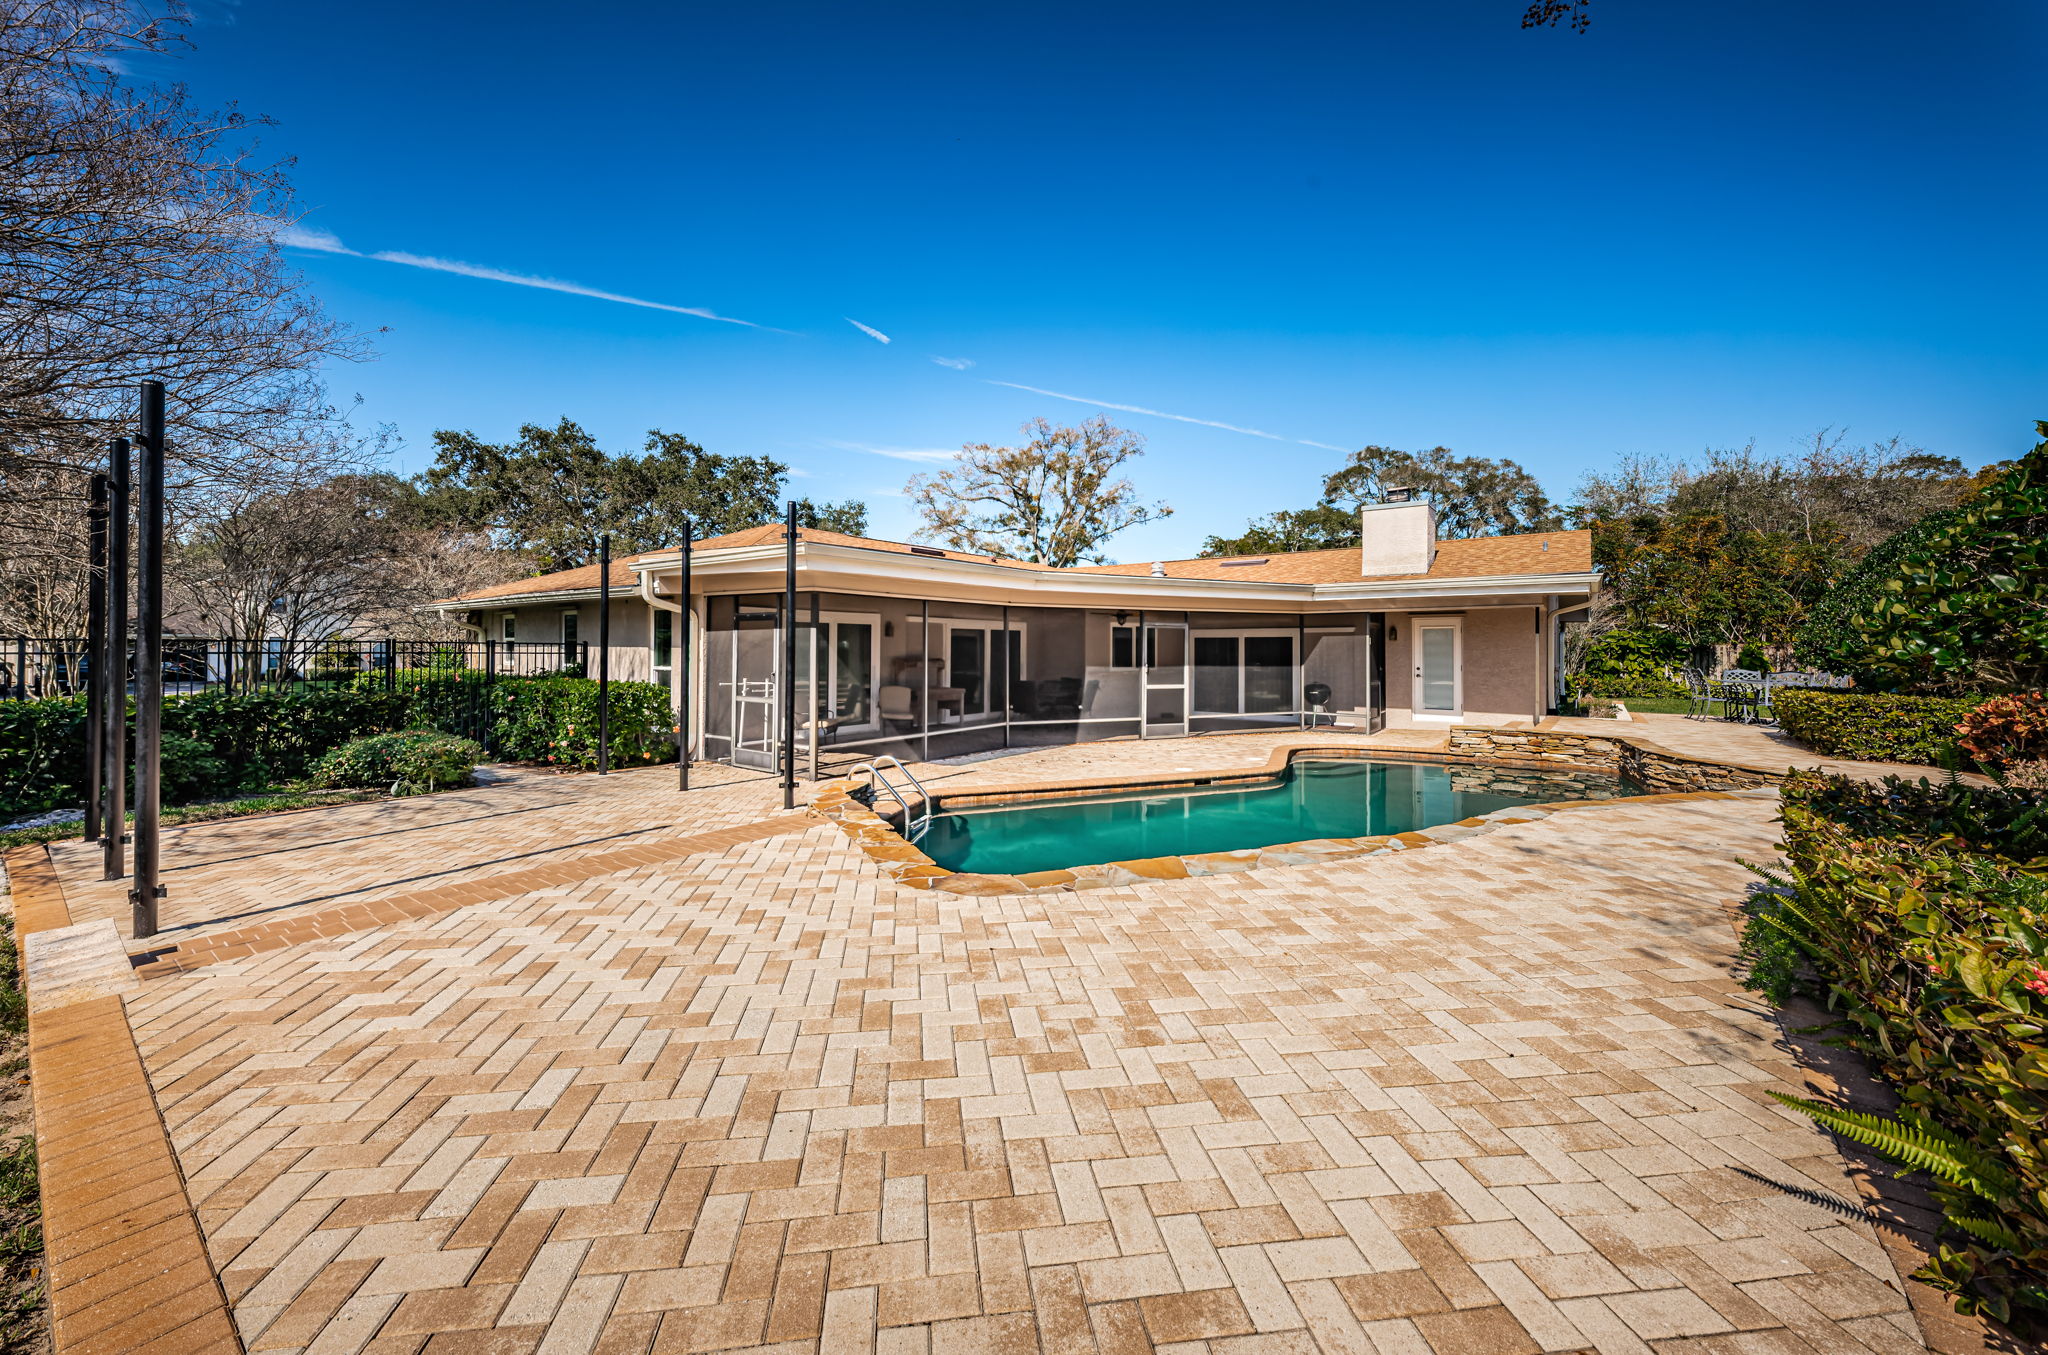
left=931, top=356, right=975, bottom=369
left=277, top=223, right=353, bottom=253
left=275, top=225, right=758, bottom=325
left=845, top=317, right=891, bottom=344
left=986, top=380, right=1286, bottom=440
left=828, top=441, right=959, bottom=465
left=1297, top=439, right=1350, bottom=452
left=370, top=251, right=758, bottom=325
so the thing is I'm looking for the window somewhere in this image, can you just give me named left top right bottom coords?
left=1192, top=630, right=1297, bottom=715
left=926, top=622, right=1024, bottom=720
left=1110, top=625, right=1136, bottom=669
left=560, top=610, right=579, bottom=645
left=652, top=610, right=674, bottom=693
left=501, top=614, right=516, bottom=641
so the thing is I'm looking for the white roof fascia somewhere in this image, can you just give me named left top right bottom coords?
left=632, top=542, right=1596, bottom=607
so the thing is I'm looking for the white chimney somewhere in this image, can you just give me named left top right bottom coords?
left=1360, top=492, right=1436, bottom=576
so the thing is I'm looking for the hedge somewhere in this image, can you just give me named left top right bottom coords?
left=1773, top=688, right=1981, bottom=765
left=1795, top=506, right=1964, bottom=684
left=310, top=731, right=486, bottom=793
left=1570, top=627, right=1687, bottom=700
left=0, top=674, right=676, bottom=818
left=1739, top=773, right=2048, bottom=1330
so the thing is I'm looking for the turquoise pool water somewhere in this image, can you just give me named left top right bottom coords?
left=918, top=757, right=1629, bottom=876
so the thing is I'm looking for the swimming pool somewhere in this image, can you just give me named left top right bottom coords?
left=918, top=757, right=1631, bottom=877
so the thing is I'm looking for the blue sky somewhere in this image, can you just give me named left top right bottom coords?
left=175, top=0, right=2045, bottom=560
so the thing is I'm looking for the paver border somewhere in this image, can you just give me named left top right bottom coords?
left=813, top=737, right=1786, bottom=895
left=2, top=844, right=241, bottom=1354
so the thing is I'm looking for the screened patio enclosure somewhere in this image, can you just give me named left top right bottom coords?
left=698, top=590, right=1383, bottom=773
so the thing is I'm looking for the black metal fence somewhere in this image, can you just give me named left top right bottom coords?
left=2, top=636, right=589, bottom=701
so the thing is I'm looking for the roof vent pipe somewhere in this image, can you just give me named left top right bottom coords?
left=1151, top=561, right=1166, bottom=577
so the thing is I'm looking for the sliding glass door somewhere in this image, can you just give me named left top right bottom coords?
left=1192, top=630, right=1297, bottom=717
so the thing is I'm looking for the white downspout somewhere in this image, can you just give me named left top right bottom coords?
left=1546, top=596, right=1594, bottom=711
left=437, top=606, right=484, bottom=641
left=639, top=570, right=697, bottom=764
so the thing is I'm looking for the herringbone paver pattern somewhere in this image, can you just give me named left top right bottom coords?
left=125, top=787, right=1933, bottom=1354
left=47, top=762, right=775, bottom=947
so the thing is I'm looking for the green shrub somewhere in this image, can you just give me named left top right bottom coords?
left=1738, top=772, right=2048, bottom=1330
left=1795, top=506, right=1964, bottom=684
left=1836, top=426, right=2048, bottom=693
left=489, top=676, right=674, bottom=769
left=158, top=732, right=230, bottom=804
left=1773, top=688, right=1982, bottom=765
left=1, top=669, right=669, bottom=815
left=310, top=730, right=483, bottom=793
left=1735, top=641, right=1770, bottom=672
left=1570, top=627, right=1687, bottom=700
left=0, top=696, right=89, bottom=816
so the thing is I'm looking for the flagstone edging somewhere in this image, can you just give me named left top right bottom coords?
left=2, top=845, right=241, bottom=1355
left=810, top=742, right=1783, bottom=895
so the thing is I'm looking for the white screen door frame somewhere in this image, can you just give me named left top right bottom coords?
left=1142, top=621, right=1190, bottom=737
left=1411, top=618, right=1463, bottom=719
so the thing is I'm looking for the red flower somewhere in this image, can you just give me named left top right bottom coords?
left=2025, top=966, right=2048, bottom=998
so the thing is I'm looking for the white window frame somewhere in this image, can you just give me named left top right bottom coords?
left=925, top=619, right=1028, bottom=723
left=650, top=608, right=673, bottom=692
left=807, top=610, right=883, bottom=735
left=560, top=608, right=580, bottom=644
left=1411, top=617, right=1464, bottom=720
left=500, top=613, right=516, bottom=641
left=1191, top=628, right=1299, bottom=715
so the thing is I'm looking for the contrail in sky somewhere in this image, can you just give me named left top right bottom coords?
left=279, top=225, right=759, bottom=326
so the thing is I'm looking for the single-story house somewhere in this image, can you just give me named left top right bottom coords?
left=430, top=494, right=1597, bottom=772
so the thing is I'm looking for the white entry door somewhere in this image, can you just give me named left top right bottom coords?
left=1413, top=619, right=1462, bottom=718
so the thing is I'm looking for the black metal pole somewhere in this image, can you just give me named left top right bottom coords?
left=103, top=438, right=129, bottom=880
left=678, top=520, right=692, bottom=792
left=131, top=382, right=165, bottom=938
left=597, top=533, right=611, bottom=775
left=84, top=473, right=109, bottom=841
left=782, top=502, right=798, bottom=810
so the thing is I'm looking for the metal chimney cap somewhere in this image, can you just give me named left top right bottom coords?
left=1382, top=486, right=1417, bottom=503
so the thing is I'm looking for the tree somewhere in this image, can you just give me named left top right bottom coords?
left=170, top=475, right=413, bottom=645
left=1201, top=504, right=1358, bottom=557
left=1202, top=443, right=1562, bottom=557
left=417, top=419, right=865, bottom=571
left=1829, top=425, right=2048, bottom=694
left=1572, top=431, right=1979, bottom=663
left=0, top=0, right=369, bottom=638
left=0, top=0, right=362, bottom=482
left=906, top=416, right=1169, bottom=566
left=1793, top=507, right=1964, bottom=681
left=1594, top=513, right=1834, bottom=654
left=1323, top=445, right=1564, bottom=537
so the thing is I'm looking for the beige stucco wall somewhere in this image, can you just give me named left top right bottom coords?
left=1380, top=605, right=1545, bottom=729
left=474, top=594, right=1553, bottom=734
left=478, top=598, right=656, bottom=685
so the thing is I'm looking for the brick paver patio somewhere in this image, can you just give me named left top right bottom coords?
left=13, top=723, right=1998, bottom=1353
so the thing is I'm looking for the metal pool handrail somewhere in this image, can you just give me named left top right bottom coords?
left=849, top=754, right=933, bottom=843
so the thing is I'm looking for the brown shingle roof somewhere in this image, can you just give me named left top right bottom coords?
left=436, top=527, right=1593, bottom=607
left=436, top=528, right=1052, bottom=605
left=1062, top=530, right=1593, bottom=584
left=442, top=554, right=654, bottom=605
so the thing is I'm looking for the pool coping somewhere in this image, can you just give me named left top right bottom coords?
left=811, top=740, right=1786, bottom=896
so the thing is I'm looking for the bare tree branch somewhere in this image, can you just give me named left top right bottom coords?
left=905, top=416, right=1171, bottom=567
